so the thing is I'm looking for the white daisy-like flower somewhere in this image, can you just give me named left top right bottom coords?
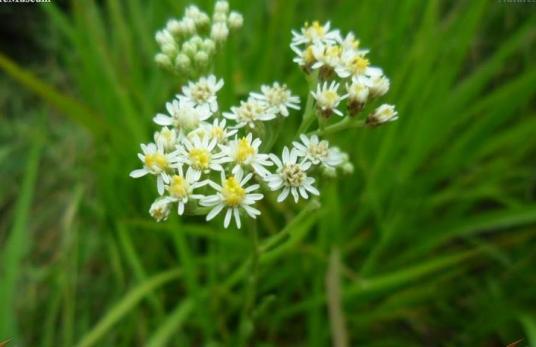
left=311, top=81, right=347, bottom=117
left=219, top=133, right=273, bottom=177
left=153, top=98, right=211, bottom=132
left=291, top=21, right=341, bottom=47
left=179, top=75, right=224, bottom=113
left=266, top=147, right=320, bottom=203
left=223, top=98, right=277, bottom=129
left=368, top=74, right=390, bottom=98
left=250, top=82, right=300, bottom=117
left=346, top=77, right=370, bottom=105
left=174, top=134, right=225, bottom=175
left=164, top=164, right=206, bottom=215
left=291, top=44, right=317, bottom=69
left=203, top=118, right=238, bottom=143
left=340, top=32, right=360, bottom=51
left=149, top=197, right=173, bottom=222
left=201, top=171, right=263, bottom=229
left=367, top=104, right=398, bottom=125
left=292, top=134, right=344, bottom=168
left=336, top=50, right=382, bottom=79
left=129, top=142, right=179, bottom=195
left=154, top=127, right=179, bottom=152
left=311, top=43, right=343, bottom=73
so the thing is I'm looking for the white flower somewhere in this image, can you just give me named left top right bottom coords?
left=155, top=29, right=174, bottom=46
left=340, top=32, right=360, bottom=51
left=368, top=74, right=390, bottom=98
left=293, top=134, right=344, bottom=168
left=211, top=22, right=229, bottom=42
left=180, top=75, right=224, bottom=113
left=346, top=77, right=370, bottom=104
left=149, top=197, right=172, bottom=222
left=174, top=134, right=225, bottom=174
left=266, top=147, right=319, bottom=203
left=311, top=81, right=347, bottom=117
left=223, top=98, right=277, bottom=128
left=214, top=0, right=230, bottom=14
left=336, top=50, right=382, bottom=79
left=153, top=98, right=211, bottom=131
left=164, top=164, right=206, bottom=215
left=219, top=133, right=273, bottom=177
left=251, top=82, right=300, bottom=117
left=311, top=43, right=343, bottom=72
left=368, top=104, right=398, bottom=125
left=203, top=118, right=238, bottom=143
left=291, top=21, right=341, bottom=47
left=201, top=171, right=263, bottom=229
left=228, top=11, right=243, bottom=30
left=154, top=127, right=178, bottom=151
left=130, top=142, right=179, bottom=195
left=291, top=44, right=317, bottom=69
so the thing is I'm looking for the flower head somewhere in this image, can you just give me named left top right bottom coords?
left=293, top=135, right=344, bottom=168
left=251, top=82, right=300, bottom=117
left=164, top=164, right=206, bottom=215
left=149, top=197, right=172, bottom=222
left=223, top=98, right=277, bottom=128
left=201, top=171, right=263, bottom=228
left=180, top=75, right=224, bottom=113
left=153, top=98, right=211, bottom=132
left=367, top=104, right=398, bottom=126
left=311, top=81, right=347, bottom=117
left=174, top=134, right=225, bottom=174
left=220, top=133, right=273, bottom=177
left=291, top=21, right=341, bottom=47
left=266, top=147, right=319, bottom=203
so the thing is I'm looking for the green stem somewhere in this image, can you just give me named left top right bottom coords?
left=312, top=118, right=366, bottom=136
left=297, top=73, right=319, bottom=134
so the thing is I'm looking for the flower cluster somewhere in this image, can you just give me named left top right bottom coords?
left=154, top=1, right=243, bottom=78
left=291, top=21, right=398, bottom=124
left=131, top=9, right=398, bottom=229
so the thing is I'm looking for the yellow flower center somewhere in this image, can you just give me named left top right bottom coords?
left=222, top=176, right=245, bottom=207
left=326, top=45, right=342, bottom=59
left=305, top=21, right=325, bottom=39
left=144, top=153, right=169, bottom=171
left=282, top=164, right=305, bottom=187
left=351, top=56, right=369, bottom=74
left=304, top=45, right=315, bottom=64
left=235, top=138, right=255, bottom=163
left=189, top=148, right=210, bottom=170
left=168, top=175, right=189, bottom=198
left=191, top=83, right=211, bottom=102
left=323, top=90, right=339, bottom=105
left=309, top=142, right=329, bottom=159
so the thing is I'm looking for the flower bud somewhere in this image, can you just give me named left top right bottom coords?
left=346, top=79, right=369, bottom=116
left=166, top=19, right=182, bottom=37
left=149, top=198, right=171, bottom=222
left=194, top=51, right=209, bottom=68
left=369, top=75, right=390, bottom=98
left=211, top=22, right=229, bottom=43
left=155, top=29, right=174, bottom=46
left=181, top=17, right=197, bottom=35
left=212, top=12, right=227, bottom=23
left=201, top=39, right=216, bottom=54
left=175, top=53, right=191, bottom=71
left=228, top=11, right=243, bottom=30
left=182, top=41, right=197, bottom=58
left=154, top=53, right=172, bottom=69
left=367, top=104, right=398, bottom=126
left=214, top=1, right=229, bottom=14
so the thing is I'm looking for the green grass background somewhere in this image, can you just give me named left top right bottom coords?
left=0, top=0, right=535, bottom=346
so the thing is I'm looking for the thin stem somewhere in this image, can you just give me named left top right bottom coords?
left=297, top=73, right=319, bottom=134
left=311, top=118, right=366, bottom=136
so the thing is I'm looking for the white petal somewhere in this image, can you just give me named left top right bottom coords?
left=207, top=203, right=224, bottom=221
left=224, top=208, right=233, bottom=228
left=129, top=169, right=148, bottom=178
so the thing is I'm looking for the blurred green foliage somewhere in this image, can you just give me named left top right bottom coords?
left=0, top=0, right=535, bottom=346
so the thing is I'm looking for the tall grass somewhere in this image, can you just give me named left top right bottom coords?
left=0, top=0, right=535, bottom=346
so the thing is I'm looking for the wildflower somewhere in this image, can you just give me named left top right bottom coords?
left=154, top=127, right=179, bottom=151
left=291, top=44, right=317, bottom=71
left=266, top=147, right=319, bottom=203
left=311, top=81, right=347, bottom=117
left=214, top=0, right=230, bottom=14
left=291, top=21, right=341, bottom=47
left=228, top=11, right=243, bottom=30
left=220, top=133, right=273, bottom=177
left=367, top=104, right=398, bottom=126
left=251, top=82, right=300, bottom=117
left=346, top=77, right=370, bottom=115
left=153, top=99, right=211, bottom=131
left=201, top=171, right=263, bottom=229
left=203, top=118, right=238, bottom=143
left=174, top=134, right=225, bottom=174
left=337, top=50, right=382, bottom=79
left=180, top=75, right=224, bottom=113
left=311, top=43, right=343, bottom=76
left=223, top=98, right=277, bottom=128
left=149, top=197, right=173, bottom=222
left=155, top=29, right=175, bottom=47
left=165, top=164, right=206, bottom=215
left=211, top=22, right=229, bottom=42
left=368, top=74, right=390, bottom=98
left=130, top=142, right=179, bottom=195
left=293, top=134, right=344, bottom=168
